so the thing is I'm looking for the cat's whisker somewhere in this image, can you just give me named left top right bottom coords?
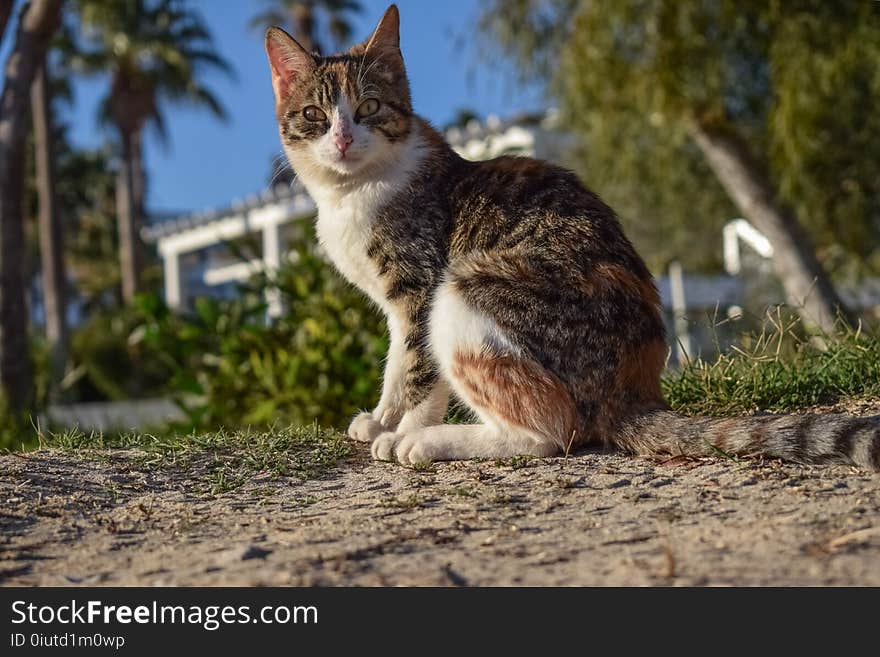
left=268, top=149, right=299, bottom=190
left=356, top=52, right=368, bottom=88
left=356, top=50, right=379, bottom=90
left=357, top=55, right=382, bottom=91
left=362, top=56, right=382, bottom=80
left=268, top=160, right=296, bottom=189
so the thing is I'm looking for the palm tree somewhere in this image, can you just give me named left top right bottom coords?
left=250, top=0, right=362, bottom=55
left=0, top=0, right=65, bottom=414
left=56, top=145, right=120, bottom=314
left=26, top=18, right=80, bottom=400
left=31, top=54, right=68, bottom=398
left=74, top=0, right=232, bottom=303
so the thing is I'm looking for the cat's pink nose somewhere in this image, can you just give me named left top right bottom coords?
left=334, top=133, right=353, bottom=154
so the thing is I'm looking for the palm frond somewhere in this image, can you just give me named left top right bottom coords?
left=72, top=0, right=233, bottom=145
left=149, top=107, right=170, bottom=148
left=248, top=9, right=288, bottom=31
left=186, top=86, right=227, bottom=121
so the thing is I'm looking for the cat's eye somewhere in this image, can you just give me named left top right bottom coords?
left=302, top=106, right=327, bottom=122
left=356, top=98, right=380, bottom=119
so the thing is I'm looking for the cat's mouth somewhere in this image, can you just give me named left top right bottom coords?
left=329, top=151, right=364, bottom=172
left=305, top=145, right=370, bottom=177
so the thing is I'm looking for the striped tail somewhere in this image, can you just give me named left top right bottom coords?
left=614, top=410, right=880, bottom=470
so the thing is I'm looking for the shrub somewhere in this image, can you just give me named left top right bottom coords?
left=68, top=306, right=174, bottom=401
left=135, top=225, right=387, bottom=431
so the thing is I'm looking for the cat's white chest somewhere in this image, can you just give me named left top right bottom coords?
left=314, top=187, right=389, bottom=310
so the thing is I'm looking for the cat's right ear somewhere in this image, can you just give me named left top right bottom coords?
left=265, top=27, right=315, bottom=105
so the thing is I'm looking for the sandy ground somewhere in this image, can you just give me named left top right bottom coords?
left=1, top=413, right=879, bottom=587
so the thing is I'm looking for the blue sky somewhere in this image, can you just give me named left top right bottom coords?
left=2, top=0, right=546, bottom=215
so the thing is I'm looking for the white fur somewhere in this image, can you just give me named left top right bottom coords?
left=348, top=314, right=407, bottom=442
left=373, top=314, right=407, bottom=425
left=313, top=189, right=388, bottom=309
left=428, top=278, right=519, bottom=383
left=428, top=277, right=521, bottom=430
left=304, top=127, right=427, bottom=441
left=394, top=380, right=450, bottom=435
left=371, top=424, right=558, bottom=464
left=370, top=281, right=558, bottom=464
left=351, top=315, right=451, bottom=444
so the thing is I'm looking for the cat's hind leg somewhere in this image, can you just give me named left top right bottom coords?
left=371, top=277, right=578, bottom=465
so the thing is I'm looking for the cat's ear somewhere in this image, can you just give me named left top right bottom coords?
left=363, top=4, right=403, bottom=70
left=365, top=4, right=400, bottom=52
left=265, top=27, right=315, bottom=104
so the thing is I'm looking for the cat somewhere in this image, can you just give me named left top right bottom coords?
left=265, top=4, right=879, bottom=470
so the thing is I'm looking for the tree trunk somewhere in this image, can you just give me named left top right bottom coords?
left=115, top=126, right=145, bottom=303
left=31, top=56, right=67, bottom=399
left=0, top=113, right=30, bottom=412
left=689, top=120, right=854, bottom=334
left=292, top=4, right=318, bottom=54
left=0, top=0, right=64, bottom=413
left=0, top=1, right=13, bottom=45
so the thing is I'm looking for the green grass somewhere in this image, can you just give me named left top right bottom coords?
left=40, top=423, right=352, bottom=494
left=663, top=316, right=880, bottom=416
left=494, top=454, right=533, bottom=469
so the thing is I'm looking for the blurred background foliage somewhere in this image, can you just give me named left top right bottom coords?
left=133, top=223, right=387, bottom=431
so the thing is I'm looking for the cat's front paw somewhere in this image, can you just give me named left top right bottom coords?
left=347, top=412, right=387, bottom=442
left=370, top=432, right=436, bottom=466
left=375, top=407, right=402, bottom=431
left=370, top=431, right=401, bottom=461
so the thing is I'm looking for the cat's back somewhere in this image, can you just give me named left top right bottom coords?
left=457, top=155, right=599, bottom=213
left=446, top=152, right=636, bottom=263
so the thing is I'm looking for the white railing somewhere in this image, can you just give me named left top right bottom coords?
left=723, top=218, right=774, bottom=275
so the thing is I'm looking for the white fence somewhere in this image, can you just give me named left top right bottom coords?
left=44, top=398, right=185, bottom=433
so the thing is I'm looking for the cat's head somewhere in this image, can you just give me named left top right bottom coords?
left=265, top=5, right=413, bottom=182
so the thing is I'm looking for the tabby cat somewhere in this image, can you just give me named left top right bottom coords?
left=265, top=5, right=879, bottom=469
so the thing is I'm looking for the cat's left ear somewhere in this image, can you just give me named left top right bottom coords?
left=363, top=4, right=404, bottom=71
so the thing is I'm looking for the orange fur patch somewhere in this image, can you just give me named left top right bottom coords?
left=452, top=351, right=578, bottom=450
left=615, top=338, right=667, bottom=406
left=583, top=263, right=660, bottom=307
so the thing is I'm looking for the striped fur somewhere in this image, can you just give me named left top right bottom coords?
left=616, top=411, right=880, bottom=469
left=267, top=5, right=880, bottom=470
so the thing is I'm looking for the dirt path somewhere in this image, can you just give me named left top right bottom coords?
left=2, top=427, right=878, bottom=586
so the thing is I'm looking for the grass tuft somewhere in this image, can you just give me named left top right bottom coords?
left=494, top=454, right=533, bottom=469
left=663, top=314, right=880, bottom=416
left=41, top=422, right=351, bottom=494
